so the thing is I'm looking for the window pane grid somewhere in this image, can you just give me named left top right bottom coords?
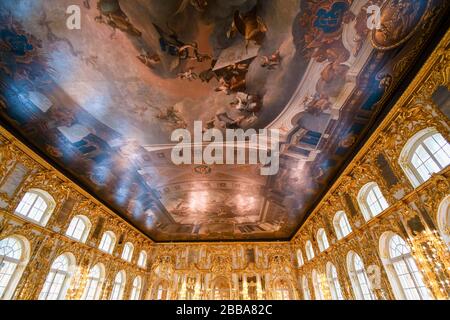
left=389, top=235, right=431, bottom=300
left=328, top=265, right=344, bottom=300
left=138, top=252, right=147, bottom=268
left=39, top=255, right=70, bottom=300
left=302, top=278, right=311, bottom=300
left=306, top=242, right=314, bottom=260
left=410, top=133, right=450, bottom=183
left=352, top=254, right=375, bottom=300
left=15, top=192, right=48, bottom=223
left=0, top=261, right=18, bottom=298
left=84, top=265, right=102, bottom=300
left=66, top=217, right=87, bottom=241
left=366, top=186, right=388, bottom=217
left=110, top=272, right=124, bottom=300
left=339, top=215, right=352, bottom=238
left=130, top=277, right=142, bottom=300
left=313, top=272, right=324, bottom=300
left=99, top=233, right=114, bottom=254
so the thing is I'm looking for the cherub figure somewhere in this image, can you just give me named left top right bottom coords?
left=156, top=106, right=187, bottom=129
left=177, top=68, right=198, bottom=81
left=137, top=50, right=161, bottom=69
left=215, top=77, right=231, bottom=95
left=260, top=50, right=282, bottom=70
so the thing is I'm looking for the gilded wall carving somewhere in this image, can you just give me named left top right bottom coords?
left=292, top=30, right=450, bottom=300
left=0, top=29, right=449, bottom=301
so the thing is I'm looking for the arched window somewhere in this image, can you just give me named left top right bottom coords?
left=98, top=231, right=116, bottom=254
left=0, top=236, right=30, bottom=299
left=121, top=242, right=134, bottom=262
left=296, top=249, right=304, bottom=267
left=317, top=229, right=329, bottom=252
left=379, top=232, right=432, bottom=300
left=312, top=270, right=325, bottom=300
left=333, top=211, right=352, bottom=240
left=211, top=277, right=231, bottom=300
left=347, top=251, right=375, bottom=300
left=137, top=251, right=147, bottom=269
left=357, top=182, right=389, bottom=221
left=66, top=215, right=91, bottom=243
left=399, top=128, right=450, bottom=187
left=302, top=276, right=311, bottom=300
left=273, top=278, right=291, bottom=300
left=130, top=276, right=142, bottom=300
left=305, top=241, right=315, bottom=261
left=154, top=281, right=169, bottom=300
left=14, top=189, right=56, bottom=226
left=39, top=253, right=76, bottom=300
left=110, top=271, right=126, bottom=300
left=437, top=196, right=450, bottom=246
left=326, top=262, right=344, bottom=300
left=82, top=263, right=105, bottom=300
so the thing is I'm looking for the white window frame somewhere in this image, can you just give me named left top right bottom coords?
left=317, top=229, right=329, bottom=252
left=302, top=276, right=311, bottom=300
left=333, top=211, right=352, bottom=240
left=110, top=271, right=126, bottom=300
left=82, top=263, right=105, bottom=300
left=65, top=215, right=91, bottom=243
left=347, top=251, right=375, bottom=300
left=437, top=195, right=450, bottom=247
left=0, top=236, right=30, bottom=300
left=399, top=128, right=450, bottom=187
left=121, top=242, right=134, bottom=262
left=357, top=182, right=389, bottom=221
left=326, top=262, right=344, bottom=300
left=39, top=253, right=76, bottom=300
left=312, top=270, right=325, bottom=300
left=130, top=276, right=142, bottom=300
left=379, top=232, right=432, bottom=300
left=305, top=241, right=315, bottom=261
left=14, top=189, right=56, bottom=226
left=137, top=250, right=147, bottom=269
left=98, top=231, right=116, bottom=254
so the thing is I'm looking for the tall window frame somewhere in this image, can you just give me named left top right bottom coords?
left=65, top=215, right=91, bottom=243
left=312, top=269, right=325, bottom=300
left=357, top=182, right=389, bottom=221
left=82, top=263, right=105, bottom=300
left=121, top=242, right=134, bottom=262
left=399, top=128, right=450, bottom=187
left=273, top=278, right=291, bottom=300
left=110, top=271, right=126, bottom=300
left=296, top=249, right=304, bottom=267
left=14, top=189, right=56, bottom=226
left=326, top=262, right=344, bottom=300
left=39, top=253, right=76, bottom=300
left=379, top=232, right=432, bottom=300
left=130, top=276, right=142, bottom=300
left=0, top=236, right=30, bottom=300
left=137, top=250, right=148, bottom=269
left=317, top=229, right=330, bottom=252
left=347, top=251, right=376, bottom=300
left=305, top=241, right=315, bottom=261
left=302, top=276, right=311, bottom=300
left=333, top=211, right=352, bottom=240
left=98, top=231, right=116, bottom=254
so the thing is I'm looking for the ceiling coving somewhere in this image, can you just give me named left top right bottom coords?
left=0, top=0, right=446, bottom=241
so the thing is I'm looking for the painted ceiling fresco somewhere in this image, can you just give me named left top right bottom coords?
left=0, top=0, right=448, bottom=241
